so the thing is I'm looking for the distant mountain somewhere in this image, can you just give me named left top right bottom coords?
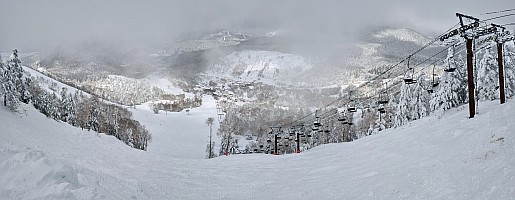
left=17, top=26, right=445, bottom=108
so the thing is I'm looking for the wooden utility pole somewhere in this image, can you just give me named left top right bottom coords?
left=274, top=134, right=278, bottom=155
left=466, top=39, right=476, bottom=118
left=269, top=126, right=282, bottom=155
left=497, top=43, right=506, bottom=104
left=296, top=131, right=300, bottom=154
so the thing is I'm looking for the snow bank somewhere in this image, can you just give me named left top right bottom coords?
left=1, top=97, right=514, bottom=199
left=0, top=147, right=91, bottom=199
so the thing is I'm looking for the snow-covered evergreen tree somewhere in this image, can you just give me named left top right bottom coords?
left=503, top=42, right=515, bottom=98
left=394, top=82, right=413, bottom=127
left=430, top=49, right=467, bottom=114
left=477, top=46, right=499, bottom=101
left=410, top=73, right=430, bottom=120
left=2, top=49, right=24, bottom=111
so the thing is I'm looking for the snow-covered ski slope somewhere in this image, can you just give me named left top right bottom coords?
left=1, top=98, right=514, bottom=199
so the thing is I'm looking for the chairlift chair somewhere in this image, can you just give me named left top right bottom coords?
left=378, top=106, right=386, bottom=114
left=403, top=68, right=417, bottom=84
left=427, top=65, right=441, bottom=93
left=444, top=57, right=457, bottom=72
left=378, top=92, right=389, bottom=104
left=347, top=101, right=357, bottom=113
left=347, top=91, right=357, bottom=112
left=338, top=111, right=347, bottom=121
left=377, top=83, right=389, bottom=104
left=313, top=117, right=321, bottom=127
left=347, top=106, right=357, bottom=113
left=338, top=115, right=347, bottom=122
left=403, top=56, right=417, bottom=85
left=444, top=45, right=457, bottom=72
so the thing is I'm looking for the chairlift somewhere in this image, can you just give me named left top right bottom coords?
left=403, top=56, right=417, bottom=85
left=377, top=83, right=389, bottom=105
left=314, top=117, right=321, bottom=127
left=426, top=65, right=441, bottom=93
left=444, top=45, right=457, bottom=72
left=347, top=106, right=357, bottom=113
left=378, top=106, right=386, bottom=114
left=346, top=91, right=358, bottom=112
left=444, top=60, right=456, bottom=72
left=266, top=138, right=272, bottom=143
left=338, top=111, right=347, bottom=121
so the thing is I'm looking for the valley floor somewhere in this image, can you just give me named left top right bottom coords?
left=1, top=99, right=514, bottom=199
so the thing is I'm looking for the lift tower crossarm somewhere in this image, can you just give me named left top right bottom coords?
left=456, top=13, right=479, bottom=27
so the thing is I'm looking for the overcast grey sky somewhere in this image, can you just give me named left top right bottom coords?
left=1, top=0, right=514, bottom=52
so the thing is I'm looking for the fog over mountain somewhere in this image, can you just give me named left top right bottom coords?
left=1, top=0, right=513, bottom=56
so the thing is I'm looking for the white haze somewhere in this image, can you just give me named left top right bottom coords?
left=0, top=0, right=513, bottom=55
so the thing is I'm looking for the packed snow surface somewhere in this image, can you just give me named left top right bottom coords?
left=1, top=99, right=514, bottom=199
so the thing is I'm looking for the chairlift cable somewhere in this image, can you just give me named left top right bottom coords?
left=481, top=8, right=515, bottom=15
left=482, top=12, right=515, bottom=22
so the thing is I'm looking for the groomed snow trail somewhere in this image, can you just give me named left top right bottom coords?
left=1, top=100, right=514, bottom=199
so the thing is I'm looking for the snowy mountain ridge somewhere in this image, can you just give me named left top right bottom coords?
left=208, top=50, right=313, bottom=85
left=374, top=27, right=432, bottom=46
